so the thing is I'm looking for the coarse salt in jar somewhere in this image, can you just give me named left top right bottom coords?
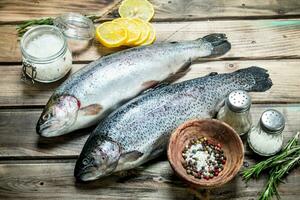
left=248, top=109, right=285, bottom=156
left=21, top=25, right=72, bottom=83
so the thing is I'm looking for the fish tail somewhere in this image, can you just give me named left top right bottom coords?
left=200, top=33, right=231, bottom=56
left=236, top=66, right=273, bottom=92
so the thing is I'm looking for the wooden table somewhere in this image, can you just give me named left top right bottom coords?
left=0, top=0, right=300, bottom=199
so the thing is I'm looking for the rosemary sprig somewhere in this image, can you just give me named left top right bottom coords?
left=242, top=132, right=300, bottom=200
left=258, top=155, right=300, bottom=200
left=16, top=15, right=101, bottom=37
left=16, top=18, right=54, bottom=37
left=243, top=146, right=300, bottom=181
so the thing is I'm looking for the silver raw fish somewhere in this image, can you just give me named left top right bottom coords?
left=74, top=67, right=272, bottom=181
left=36, top=34, right=231, bottom=137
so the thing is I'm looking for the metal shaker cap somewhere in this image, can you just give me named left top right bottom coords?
left=260, top=109, right=285, bottom=134
left=226, top=90, right=251, bottom=113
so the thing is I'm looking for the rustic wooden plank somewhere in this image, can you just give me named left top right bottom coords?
left=0, top=0, right=120, bottom=23
left=0, top=60, right=299, bottom=107
left=1, top=19, right=300, bottom=62
left=1, top=0, right=300, bottom=23
left=0, top=159, right=299, bottom=199
left=0, top=104, right=298, bottom=158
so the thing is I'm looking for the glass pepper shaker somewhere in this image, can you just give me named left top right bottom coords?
left=248, top=109, right=285, bottom=156
left=217, top=90, right=252, bottom=136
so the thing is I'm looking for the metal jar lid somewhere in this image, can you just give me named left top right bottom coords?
left=53, top=13, right=95, bottom=41
left=260, top=109, right=285, bottom=134
left=226, top=90, right=251, bottom=113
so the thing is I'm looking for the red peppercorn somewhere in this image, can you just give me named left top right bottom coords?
left=222, top=160, right=226, bottom=164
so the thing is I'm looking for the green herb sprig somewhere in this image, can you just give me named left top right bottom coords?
left=16, top=15, right=100, bottom=37
left=242, top=132, right=300, bottom=200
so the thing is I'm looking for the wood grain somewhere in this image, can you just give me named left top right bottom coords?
left=1, top=0, right=300, bottom=23
left=1, top=19, right=300, bottom=62
left=0, top=60, right=299, bottom=107
left=0, top=159, right=299, bottom=199
left=0, top=0, right=120, bottom=23
left=0, top=104, right=298, bottom=158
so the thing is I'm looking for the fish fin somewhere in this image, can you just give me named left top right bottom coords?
left=235, top=66, right=273, bottom=92
left=142, top=80, right=160, bottom=90
left=207, top=72, right=218, bottom=76
left=80, top=104, right=102, bottom=115
left=178, top=58, right=192, bottom=73
left=148, top=134, right=169, bottom=160
left=200, top=33, right=231, bottom=57
left=210, top=98, right=226, bottom=118
left=163, top=58, right=192, bottom=83
left=119, top=151, right=143, bottom=164
left=141, top=59, right=192, bottom=94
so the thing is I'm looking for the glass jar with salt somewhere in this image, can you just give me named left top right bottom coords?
left=21, top=25, right=72, bottom=83
left=217, top=90, right=252, bottom=136
left=248, top=109, right=285, bottom=156
left=20, top=13, right=95, bottom=83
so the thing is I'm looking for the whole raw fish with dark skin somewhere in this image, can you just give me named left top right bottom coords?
left=74, top=67, right=272, bottom=182
left=36, top=34, right=231, bottom=137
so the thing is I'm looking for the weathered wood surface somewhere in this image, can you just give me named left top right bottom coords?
left=1, top=0, right=300, bottom=23
left=0, top=60, right=299, bottom=107
left=1, top=0, right=300, bottom=199
left=0, top=104, right=298, bottom=158
left=0, top=159, right=299, bottom=200
left=0, top=0, right=120, bottom=23
left=1, top=19, right=300, bottom=62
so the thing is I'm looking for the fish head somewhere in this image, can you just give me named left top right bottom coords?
left=74, top=136, right=121, bottom=182
left=36, top=95, right=80, bottom=137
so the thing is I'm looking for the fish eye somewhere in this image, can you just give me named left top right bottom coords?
left=42, top=113, right=52, bottom=121
left=82, top=158, right=89, bottom=165
left=82, top=157, right=94, bottom=165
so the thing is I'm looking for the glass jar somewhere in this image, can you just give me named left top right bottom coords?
left=20, top=25, right=72, bottom=83
left=248, top=109, right=285, bottom=156
left=53, top=13, right=95, bottom=53
left=217, top=90, right=252, bottom=136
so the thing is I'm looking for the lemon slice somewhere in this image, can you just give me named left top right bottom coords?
left=118, top=0, right=155, bottom=22
left=131, top=18, right=150, bottom=46
left=95, top=22, right=128, bottom=48
left=113, top=18, right=141, bottom=45
left=141, top=22, right=156, bottom=45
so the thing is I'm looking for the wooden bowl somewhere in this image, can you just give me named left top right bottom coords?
left=167, top=119, right=244, bottom=189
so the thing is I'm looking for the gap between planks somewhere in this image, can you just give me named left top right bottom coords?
left=2, top=19, right=300, bottom=62
left=0, top=159, right=299, bottom=200
left=2, top=0, right=300, bottom=24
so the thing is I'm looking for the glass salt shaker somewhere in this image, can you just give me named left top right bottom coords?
left=248, top=109, right=285, bottom=156
left=217, top=90, right=252, bottom=136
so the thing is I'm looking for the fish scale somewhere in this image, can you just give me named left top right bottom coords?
left=75, top=67, right=273, bottom=181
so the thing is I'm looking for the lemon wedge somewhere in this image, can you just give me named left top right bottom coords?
left=95, top=22, right=128, bottom=48
left=113, top=18, right=141, bottom=45
left=118, top=0, right=155, bottom=22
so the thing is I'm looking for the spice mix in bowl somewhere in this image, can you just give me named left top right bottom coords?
left=167, top=119, right=244, bottom=188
